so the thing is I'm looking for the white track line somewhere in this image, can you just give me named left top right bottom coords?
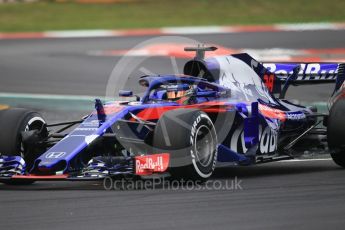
left=45, top=30, right=118, bottom=38
left=275, top=22, right=341, bottom=31
left=161, top=26, right=226, bottom=35
left=0, top=92, right=99, bottom=101
left=0, top=92, right=123, bottom=102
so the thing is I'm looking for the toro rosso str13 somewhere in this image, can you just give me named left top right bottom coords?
left=1, top=46, right=345, bottom=185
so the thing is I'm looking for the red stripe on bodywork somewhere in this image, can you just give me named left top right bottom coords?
left=12, top=174, right=68, bottom=180
left=259, top=104, right=286, bottom=121
left=135, top=102, right=231, bottom=120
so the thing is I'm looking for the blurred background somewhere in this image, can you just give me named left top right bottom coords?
left=0, top=0, right=344, bottom=31
left=1, top=2, right=345, bottom=230
left=1, top=0, right=345, bottom=119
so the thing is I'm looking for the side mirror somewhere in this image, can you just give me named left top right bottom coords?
left=119, top=90, right=133, bottom=97
left=119, top=90, right=140, bottom=101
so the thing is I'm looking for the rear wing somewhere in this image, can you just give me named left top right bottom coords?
left=261, top=62, right=345, bottom=98
left=262, top=62, right=345, bottom=92
left=229, top=54, right=345, bottom=95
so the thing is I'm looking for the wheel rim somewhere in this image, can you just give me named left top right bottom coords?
left=20, top=116, right=46, bottom=158
left=193, top=125, right=215, bottom=167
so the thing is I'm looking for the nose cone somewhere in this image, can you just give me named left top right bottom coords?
left=37, top=159, right=67, bottom=174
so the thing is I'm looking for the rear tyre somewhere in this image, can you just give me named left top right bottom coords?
left=153, top=109, right=218, bottom=182
left=0, top=108, right=47, bottom=185
left=327, top=98, right=345, bottom=168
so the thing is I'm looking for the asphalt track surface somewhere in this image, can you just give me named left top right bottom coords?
left=0, top=30, right=345, bottom=230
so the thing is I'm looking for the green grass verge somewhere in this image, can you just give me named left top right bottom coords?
left=0, top=0, right=344, bottom=32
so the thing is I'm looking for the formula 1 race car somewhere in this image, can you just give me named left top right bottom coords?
left=0, top=46, right=345, bottom=185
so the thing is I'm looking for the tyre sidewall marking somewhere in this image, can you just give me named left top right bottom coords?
left=189, top=113, right=217, bottom=178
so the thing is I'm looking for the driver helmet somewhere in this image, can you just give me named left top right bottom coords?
left=166, top=84, right=193, bottom=100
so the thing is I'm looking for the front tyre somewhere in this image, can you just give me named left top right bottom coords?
left=327, top=97, right=345, bottom=168
left=0, top=108, right=47, bottom=185
left=153, top=109, right=218, bottom=181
